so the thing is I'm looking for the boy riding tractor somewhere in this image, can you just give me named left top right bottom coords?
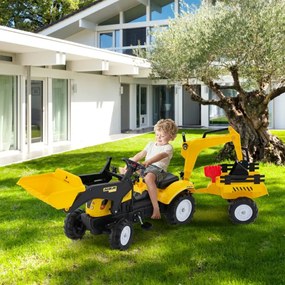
left=17, top=127, right=268, bottom=250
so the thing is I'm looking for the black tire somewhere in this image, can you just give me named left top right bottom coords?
left=109, top=219, right=133, bottom=250
left=166, top=193, right=195, bottom=225
left=64, top=209, right=86, bottom=240
left=228, top=197, right=258, bottom=224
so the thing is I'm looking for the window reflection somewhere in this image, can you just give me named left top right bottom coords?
left=150, top=0, right=175, bottom=21
left=124, top=4, right=146, bottom=23
left=99, top=15, right=119, bottom=25
left=99, top=32, right=113, bottom=49
left=123, top=28, right=146, bottom=54
left=179, top=0, right=201, bottom=13
left=0, top=75, right=17, bottom=151
left=153, top=85, right=175, bottom=124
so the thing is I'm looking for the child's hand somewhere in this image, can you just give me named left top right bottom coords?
left=143, top=160, right=151, bottom=167
left=119, top=166, right=127, bottom=174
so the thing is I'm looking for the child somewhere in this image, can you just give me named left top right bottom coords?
left=125, top=119, right=178, bottom=219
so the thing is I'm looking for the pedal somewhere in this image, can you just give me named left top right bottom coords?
left=138, top=215, right=152, bottom=231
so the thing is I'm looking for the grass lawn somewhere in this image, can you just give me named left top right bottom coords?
left=0, top=129, right=285, bottom=285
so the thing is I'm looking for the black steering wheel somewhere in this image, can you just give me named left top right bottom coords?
left=122, top=158, right=146, bottom=172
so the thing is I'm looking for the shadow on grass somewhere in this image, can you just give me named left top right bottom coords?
left=24, top=213, right=285, bottom=285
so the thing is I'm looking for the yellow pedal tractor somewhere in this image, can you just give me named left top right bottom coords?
left=17, top=127, right=268, bottom=250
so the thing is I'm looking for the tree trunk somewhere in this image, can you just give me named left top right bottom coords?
left=217, top=92, right=285, bottom=164
left=185, top=84, right=285, bottom=164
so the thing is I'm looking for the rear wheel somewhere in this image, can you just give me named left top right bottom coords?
left=109, top=219, right=133, bottom=250
left=64, top=209, right=86, bottom=240
left=166, top=193, right=195, bottom=225
left=228, top=197, right=258, bottom=224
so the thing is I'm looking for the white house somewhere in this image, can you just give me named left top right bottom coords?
left=0, top=25, right=151, bottom=163
left=38, top=0, right=285, bottom=130
left=0, top=0, right=284, bottom=164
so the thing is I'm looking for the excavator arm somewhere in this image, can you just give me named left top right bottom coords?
left=181, top=126, right=243, bottom=181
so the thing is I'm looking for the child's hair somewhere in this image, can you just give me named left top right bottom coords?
left=154, top=119, right=178, bottom=140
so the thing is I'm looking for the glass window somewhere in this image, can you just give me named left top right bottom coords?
left=179, top=0, right=201, bottom=13
left=124, top=4, right=146, bottom=23
left=123, top=28, right=146, bottom=46
left=31, top=81, right=43, bottom=143
left=99, top=15, right=119, bottom=25
left=141, top=87, right=147, bottom=115
left=52, top=79, right=68, bottom=142
left=150, top=0, right=175, bottom=21
left=136, top=85, right=148, bottom=128
left=99, top=32, right=113, bottom=49
left=115, top=30, right=120, bottom=48
left=209, top=89, right=236, bottom=125
left=0, top=75, right=17, bottom=151
left=123, top=28, right=146, bottom=55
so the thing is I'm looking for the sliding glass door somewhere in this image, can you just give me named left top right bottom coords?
left=0, top=75, right=17, bottom=151
left=136, top=85, right=147, bottom=128
left=152, top=85, right=175, bottom=124
left=30, top=80, right=43, bottom=143
left=52, top=79, right=68, bottom=142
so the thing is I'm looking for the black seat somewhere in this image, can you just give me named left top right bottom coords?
left=157, top=173, right=179, bottom=189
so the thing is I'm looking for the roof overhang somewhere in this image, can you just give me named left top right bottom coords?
left=39, top=0, right=147, bottom=38
left=0, top=26, right=151, bottom=77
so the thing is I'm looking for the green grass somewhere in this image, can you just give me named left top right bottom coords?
left=209, top=116, right=228, bottom=125
left=0, top=129, right=285, bottom=285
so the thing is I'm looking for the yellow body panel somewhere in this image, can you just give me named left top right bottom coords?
left=85, top=199, right=112, bottom=217
left=134, top=177, right=194, bottom=205
left=192, top=175, right=268, bottom=199
left=17, top=169, right=85, bottom=210
left=133, top=177, right=147, bottom=194
left=157, top=180, right=194, bottom=204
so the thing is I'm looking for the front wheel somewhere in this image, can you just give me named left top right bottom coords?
left=166, top=193, right=195, bottom=225
left=64, top=209, right=86, bottom=240
left=228, top=197, right=258, bottom=224
left=109, top=219, right=133, bottom=250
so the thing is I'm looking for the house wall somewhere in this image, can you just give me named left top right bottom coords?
left=66, top=30, right=96, bottom=47
left=0, top=61, right=122, bottom=155
left=70, top=72, right=121, bottom=145
left=273, top=94, right=285, bottom=129
left=29, top=67, right=121, bottom=140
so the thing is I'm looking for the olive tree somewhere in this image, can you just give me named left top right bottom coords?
left=147, top=0, right=285, bottom=164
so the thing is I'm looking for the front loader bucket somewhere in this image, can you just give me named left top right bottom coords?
left=17, top=169, right=85, bottom=210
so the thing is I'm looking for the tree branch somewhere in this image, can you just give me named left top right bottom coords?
left=201, top=78, right=226, bottom=101
left=265, top=86, right=285, bottom=104
left=229, top=65, right=244, bottom=94
left=185, top=84, right=223, bottom=107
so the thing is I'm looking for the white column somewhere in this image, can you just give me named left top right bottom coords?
left=175, top=84, right=183, bottom=126
left=19, top=75, right=26, bottom=152
left=201, top=85, right=209, bottom=127
left=47, top=77, right=53, bottom=145
left=26, top=66, right=32, bottom=153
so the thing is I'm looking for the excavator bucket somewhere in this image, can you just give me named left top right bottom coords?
left=17, top=169, right=85, bottom=210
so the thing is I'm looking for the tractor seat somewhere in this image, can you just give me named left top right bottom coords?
left=157, top=173, right=179, bottom=189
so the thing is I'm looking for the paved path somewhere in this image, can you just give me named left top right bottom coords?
left=0, top=133, right=141, bottom=167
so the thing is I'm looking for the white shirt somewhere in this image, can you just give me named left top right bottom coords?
left=144, top=141, right=173, bottom=171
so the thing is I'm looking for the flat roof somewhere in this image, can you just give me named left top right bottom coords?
left=0, top=25, right=151, bottom=77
